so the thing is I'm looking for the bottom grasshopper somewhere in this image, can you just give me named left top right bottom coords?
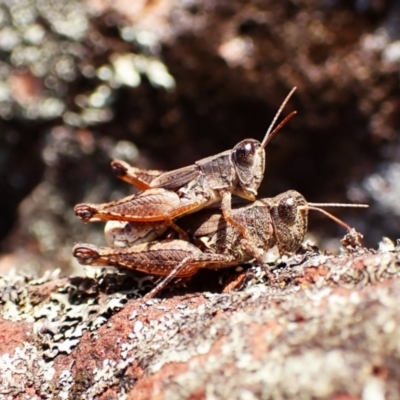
left=73, top=190, right=368, bottom=298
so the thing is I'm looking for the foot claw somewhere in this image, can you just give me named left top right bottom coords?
left=74, top=204, right=97, bottom=222
left=72, top=244, right=100, bottom=264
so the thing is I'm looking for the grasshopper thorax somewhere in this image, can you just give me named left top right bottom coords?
left=232, top=139, right=265, bottom=201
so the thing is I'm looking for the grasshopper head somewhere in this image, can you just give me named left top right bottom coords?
left=231, top=89, right=298, bottom=201
left=269, top=190, right=308, bottom=254
left=232, top=139, right=265, bottom=200
left=268, top=190, right=368, bottom=255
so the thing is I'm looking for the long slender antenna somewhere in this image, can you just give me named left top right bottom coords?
left=263, top=111, right=297, bottom=148
left=261, top=86, right=297, bottom=149
left=306, top=206, right=352, bottom=231
left=308, top=203, right=369, bottom=209
left=299, top=203, right=369, bottom=231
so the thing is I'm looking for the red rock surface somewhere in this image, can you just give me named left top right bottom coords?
left=1, top=245, right=400, bottom=399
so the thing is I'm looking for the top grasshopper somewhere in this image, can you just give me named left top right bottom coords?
left=74, top=87, right=297, bottom=238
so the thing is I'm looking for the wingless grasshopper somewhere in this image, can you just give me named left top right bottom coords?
left=73, top=190, right=368, bottom=298
left=74, top=88, right=297, bottom=241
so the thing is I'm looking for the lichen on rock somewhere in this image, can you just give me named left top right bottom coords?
left=1, top=239, right=400, bottom=399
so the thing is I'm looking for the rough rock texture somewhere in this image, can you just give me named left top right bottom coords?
left=1, top=0, right=400, bottom=276
left=1, top=240, right=400, bottom=399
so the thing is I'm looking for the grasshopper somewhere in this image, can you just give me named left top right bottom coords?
left=73, top=190, right=368, bottom=298
left=74, top=88, right=297, bottom=239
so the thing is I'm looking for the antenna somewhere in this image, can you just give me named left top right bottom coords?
left=299, top=203, right=369, bottom=231
left=261, top=86, right=297, bottom=149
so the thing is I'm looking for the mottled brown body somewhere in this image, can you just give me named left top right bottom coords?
left=182, top=198, right=276, bottom=260
left=74, top=89, right=297, bottom=242
left=73, top=190, right=310, bottom=297
left=104, top=191, right=309, bottom=257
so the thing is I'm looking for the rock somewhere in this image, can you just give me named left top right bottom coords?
left=1, top=244, right=400, bottom=399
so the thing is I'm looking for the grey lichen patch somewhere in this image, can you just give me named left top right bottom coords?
left=340, top=228, right=364, bottom=249
left=58, top=366, right=75, bottom=400
left=84, top=358, right=134, bottom=399
left=0, top=266, right=160, bottom=398
left=0, top=342, right=55, bottom=399
left=0, top=268, right=63, bottom=322
left=0, top=267, right=155, bottom=361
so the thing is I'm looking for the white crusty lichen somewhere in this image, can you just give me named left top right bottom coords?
left=0, top=266, right=159, bottom=397
left=0, top=343, right=55, bottom=398
left=0, top=267, right=139, bottom=362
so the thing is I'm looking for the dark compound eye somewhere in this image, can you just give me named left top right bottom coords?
left=233, top=140, right=257, bottom=167
left=278, top=197, right=296, bottom=222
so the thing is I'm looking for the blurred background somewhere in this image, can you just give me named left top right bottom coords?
left=0, top=0, right=399, bottom=275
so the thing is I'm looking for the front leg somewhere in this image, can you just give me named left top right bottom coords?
left=221, top=192, right=276, bottom=283
left=239, top=238, right=276, bottom=283
left=221, top=191, right=250, bottom=239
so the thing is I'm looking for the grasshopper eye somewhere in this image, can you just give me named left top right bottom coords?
left=277, top=197, right=297, bottom=223
left=233, top=140, right=258, bottom=167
